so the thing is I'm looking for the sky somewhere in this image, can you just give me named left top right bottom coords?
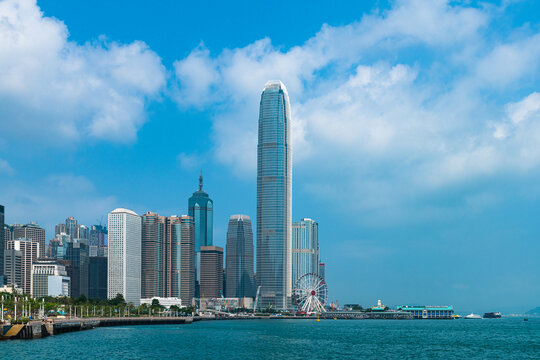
left=1, top=0, right=540, bottom=313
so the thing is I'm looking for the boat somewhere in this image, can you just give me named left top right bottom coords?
left=483, top=312, right=501, bottom=319
left=452, top=314, right=462, bottom=319
left=464, top=313, right=482, bottom=319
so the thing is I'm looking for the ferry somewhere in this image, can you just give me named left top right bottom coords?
left=483, top=312, right=501, bottom=319
left=464, top=313, right=482, bottom=319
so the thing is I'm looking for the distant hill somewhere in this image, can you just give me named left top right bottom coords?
left=526, top=307, right=540, bottom=315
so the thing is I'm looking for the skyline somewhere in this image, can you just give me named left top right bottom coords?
left=1, top=0, right=540, bottom=312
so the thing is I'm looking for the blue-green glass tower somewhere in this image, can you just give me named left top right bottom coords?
left=188, top=173, right=213, bottom=296
left=256, top=80, right=292, bottom=310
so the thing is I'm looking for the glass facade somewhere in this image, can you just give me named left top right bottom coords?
left=66, top=239, right=89, bottom=297
left=225, top=215, right=255, bottom=298
left=256, top=80, right=292, bottom=309
left=188, top=173, right=213, bottom=297
left=188, top=173, right=213, bottom=251
left=292, top=218, right=319, bottom=288
left=179, top=216, right=195, bottom=305
left=141, top=212, right=165, bottom=298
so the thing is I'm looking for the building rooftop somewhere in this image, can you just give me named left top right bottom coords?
left=230, top=214, right=250, bottom=221
left=264, top=80, right=288, bottom=95
left=110, top=208, right=138, bottom=216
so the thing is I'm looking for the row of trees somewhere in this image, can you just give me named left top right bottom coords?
left=0, top=292, right=195, bottom=324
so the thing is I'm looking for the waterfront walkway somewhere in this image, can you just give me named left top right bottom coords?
left=1, top=316, right=193, bottom=340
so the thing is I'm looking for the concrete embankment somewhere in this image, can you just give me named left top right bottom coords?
left=0, top=317, right=193, bottom=340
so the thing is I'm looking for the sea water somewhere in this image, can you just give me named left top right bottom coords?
left=1, top=318, right=539, bottom=359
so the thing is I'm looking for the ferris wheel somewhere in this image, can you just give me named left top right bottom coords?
left=292, top=273, right=328, bottom=313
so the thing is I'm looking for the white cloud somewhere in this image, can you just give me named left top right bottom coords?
left=171, top=0, right=540, bottom=223
left=506, top=92, right=540, bottom=124
left=0, top=0, right=166, bottom=144
left=177, top=152, right=206, bottom=171
left=476, top=34, right=540, bottom=87
left=0, top=158, right=15, bottom=175
left=172, top=0, right=489, bottom=174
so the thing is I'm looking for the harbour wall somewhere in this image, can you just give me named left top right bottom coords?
left=1, top=317, right=193, bottom=340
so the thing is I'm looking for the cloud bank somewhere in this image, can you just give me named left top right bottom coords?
left=172, top=0, right=540, bottom=222
left=0, top=0, right=166, bottom=144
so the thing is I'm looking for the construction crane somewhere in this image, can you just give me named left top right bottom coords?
left=253, top=286, right=261, bottom=313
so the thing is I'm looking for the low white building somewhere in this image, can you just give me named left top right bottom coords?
left=140, top=297, right=183, bottom=308
left=31, top=259, right=70, bottom=297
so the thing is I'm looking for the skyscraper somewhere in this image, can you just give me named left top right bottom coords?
left=89, top=256, right=107, bottom=301
left=0, top=205, right=4, bottom=284
left=108, top=208, right=141, bottom=305
left=66, top=239, right=89, bottom=297
left=12, top=223, right=46, bottom=258
left=164, top=215, right=182, bottom=298
left=292, top=218, right=319, bottom=288
left=65, top=217, right=78, bottom=239
left=6, top=238, right=39, bottom=293
left=4, top=248, right=22, bottom=289
left=188, top=173, right=213, bottom=297
left=256, top=80, right=292, bottom=309
left=141, top=212, right=165, bottom=298
left=199, top=246, right=223, bottom=299
left=225, top=215, right=255, bottom=298
left=90, top=225, right=107, bottom=247
left=179, top=215, right=195, bottom=306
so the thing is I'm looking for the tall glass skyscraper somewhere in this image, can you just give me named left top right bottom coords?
left=256, top=80, right=292, bottom=309
left=225, top=215, right=255, bottom=298
left=292, top=218, right=319, bottom=288
left=188, top=173, right=213, bottom=251
left=188, top=173, right=213, bottom=296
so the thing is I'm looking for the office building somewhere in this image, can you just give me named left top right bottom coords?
left=90, top=225, right=107, bottom=247
left=292, top=218, right=319, bottom=287
left=55, top=223, right=67, bottom=236
left=49, top=233, right=69, bottom=260
left=4, top=248, right=22, bottom=289
left=12, top=223, right=46, bottom=258
left=57, top=217, right=90, bottom=241
left=188, top=173, right=214, bottom=251
left=65, top=216, right=78, bottom=239
left=89, top=256, right=107, bottom=301
left=141, top=212, right=165, bottom=298
left=31, top=259, right=70, bottom=297
left=188, top=173, right=213, bottom=297
left=66, top=239, right=89, bottom=297
left=163, top=216, right=181, bottom=298
left=108, top=208, right=141, bottom=305
left=179, top=215, right=195, bottom=306
left=319, top=262, right=325, bottom=280
left=225, top=215, right=255, bottom=298
left=256, top=80, right=292, bottom=309
left=6, top=238, right=39, bottom=293
left=200, top=246, right=223, bottom=299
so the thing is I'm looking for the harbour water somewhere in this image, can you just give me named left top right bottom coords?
left=1, top=318, right=539, bottom=359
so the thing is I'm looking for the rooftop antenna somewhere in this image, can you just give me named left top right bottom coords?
left=199, top=170, right=203, bottom=191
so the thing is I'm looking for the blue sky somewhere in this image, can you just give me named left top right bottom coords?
left=1, top=0, right=540, bottom=313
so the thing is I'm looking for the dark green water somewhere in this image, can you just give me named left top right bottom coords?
left=1, top=318, right=539, bottom=359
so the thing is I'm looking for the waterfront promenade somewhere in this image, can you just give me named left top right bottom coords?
left=1, top=316, right=194, bottom=340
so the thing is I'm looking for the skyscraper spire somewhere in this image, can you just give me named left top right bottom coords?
left=199, top=171, right=203, bottom=191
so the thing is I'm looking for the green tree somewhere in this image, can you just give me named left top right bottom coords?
left=108, top=293, right=126, bottom=306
